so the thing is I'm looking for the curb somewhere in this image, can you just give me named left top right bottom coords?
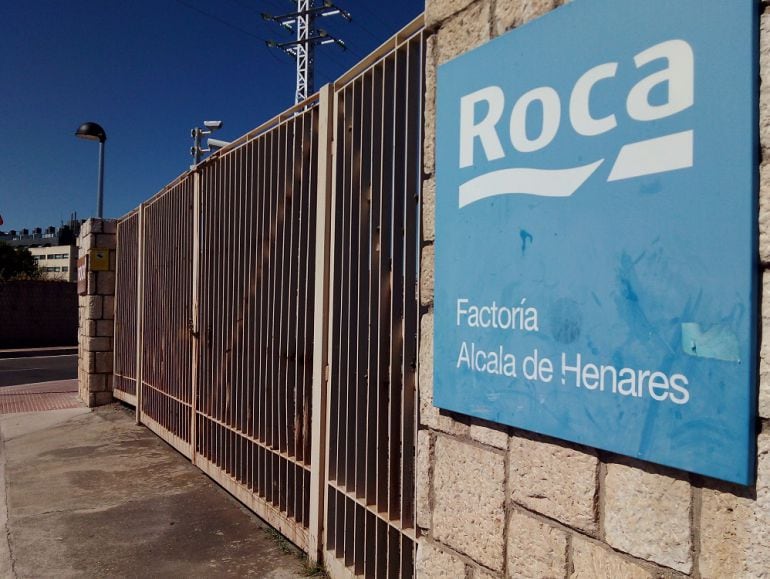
left=0, top=347, right=78, bottom=359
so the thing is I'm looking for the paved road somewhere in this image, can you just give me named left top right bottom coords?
left=0, top=355, right=77, bottom=387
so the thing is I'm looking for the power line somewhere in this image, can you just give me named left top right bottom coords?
left=172, top=0, right=282, bottom=63
left=349, top=15, right=382, bottom=44
left=355, top=2, right=400, bottom=32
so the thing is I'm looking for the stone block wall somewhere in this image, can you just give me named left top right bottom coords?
left=77, top=218, right=117, bottom=407
left=416, top=1, right=770, bottom=577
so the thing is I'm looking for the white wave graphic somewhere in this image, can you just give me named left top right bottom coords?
left=458, top=160, right=604, bottom=208
left=607, top=130, right=693, bottom=182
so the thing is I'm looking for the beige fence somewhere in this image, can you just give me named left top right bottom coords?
left=112, top=15, right=423, bottom=578
left=113, top=210, right=139, bottom=405
left=323, top=25, right=423, bottom=578
left=195, top=98, right=321, bottom=548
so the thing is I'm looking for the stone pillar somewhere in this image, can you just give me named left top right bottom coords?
left=77, top=218, right=117, bottom=407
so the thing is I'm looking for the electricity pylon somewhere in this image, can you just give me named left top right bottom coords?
left=264, top=1, right=351, bottom=103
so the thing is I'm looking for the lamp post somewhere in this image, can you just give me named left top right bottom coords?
left=75, top=122, right=107, bottom=218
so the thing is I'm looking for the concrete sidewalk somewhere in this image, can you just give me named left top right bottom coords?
left=0, top=401, right=310, bottom=578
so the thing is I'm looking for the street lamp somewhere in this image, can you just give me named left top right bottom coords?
left=75, top=122, right=107, bottom=218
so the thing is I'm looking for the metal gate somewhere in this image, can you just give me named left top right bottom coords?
left=112, top=15, right=424, bottom=578
left=113, top=210, right=139, bottom=406
left=140, top=176, right=195, bottom=455
left=323, top=23, right=423, bottom=578
left=194, top=99, right=320, bottom=548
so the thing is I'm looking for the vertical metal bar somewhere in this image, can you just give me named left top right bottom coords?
left=389, top=43, right=408, bottom=523
left=135, top=203, right=145, bottom=425
left=377, top=53, right=396, bottom=516
left=257, top=132, right=268, bottom=497
left=309, top=83, right=334, bottom=563
left=244, top=140, right=255, bottom=492
left=401, top=35, right=423, bottom=533
left=112, top=218, right=123, bottom=397
left=191, top=170, right=201, bottom=465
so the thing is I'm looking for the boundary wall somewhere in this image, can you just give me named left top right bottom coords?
left=0, top=280, right=77, bottom=348
left=414, top=1, right=770, bottom=577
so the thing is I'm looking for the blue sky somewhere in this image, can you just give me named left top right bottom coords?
left=0, top=0, right=421, bottom=231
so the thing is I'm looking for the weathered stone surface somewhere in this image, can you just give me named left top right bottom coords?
left=422, top=177, right=436, bottom=242
left=86, top=337, right=112, bottom=352
left=95, top=352, right=113, bottom=374
left=433, top=436, right=506, bottom=570
left=760, top=12, right=770, bottom=151
left=89, top=391, right=113, bottom=406
left=416, top=429, right=432, bottom=529
left=508, top=433, right=598, bottom=533
left=472, top=569, right=499, bottom=579
left=604, top=462, right=691, bottom=573
left=700, top=430, right=770, bottom=578
left=87, top=374, right=107, bottom=392
left=760, top=161, right=770, bottom=264
left=103, top=219, right=117, bottom=235
left=84, top=351, right=97, bottom=373
left=761, top=270, right=770, bottom=418
left=94, top=234, right=116, bottom=249
left=86, top=295, right=102, bottom=320
left=79, top=234, right=93, bottom=251
left=415, top=541, right=466, bottom=578
left=469, top=421, right=508, bottom=450
left=506, top=510, right=567, bottom=578
left=570, top=536, right=653, bottom=579
left=97, top=271, right=115, bottom=295
left=96, top=320, right=114, bottom=337
left=425, top=0, right=477, bottom=28
left=494, top=0, right=558, bottom=35
left=435, top=1, right=491, bottom=65
left=84, top=320, right=97, bottom=336
left=760, top=5, right=770, bottom=262
left=103, top=296, right=115, bottom=320
left=419, top=312, right=469, bottom=436
left=423, top=36, right=436, bottom=177
left=420, top=244, right=434, bottom=307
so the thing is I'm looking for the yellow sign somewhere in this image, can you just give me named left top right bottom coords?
left=89, top=248, right=110, bottom=271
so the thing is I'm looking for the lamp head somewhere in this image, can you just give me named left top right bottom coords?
left=75, top=122, right=106, bottom=143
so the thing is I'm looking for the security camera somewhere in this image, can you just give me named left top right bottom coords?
left=204, top=120, right=223, bottom=130
left=207, top=138, right=231, bottom=151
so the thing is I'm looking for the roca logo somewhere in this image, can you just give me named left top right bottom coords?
left=457, top=39, right=694, bottom=208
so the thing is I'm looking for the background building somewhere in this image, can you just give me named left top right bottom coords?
left=28, top=245, right=78, bottom=282
left=0, top=216, right=81, bottom=282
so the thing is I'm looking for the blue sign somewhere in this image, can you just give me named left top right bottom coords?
left=434, top=0, right=758, bottom=484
